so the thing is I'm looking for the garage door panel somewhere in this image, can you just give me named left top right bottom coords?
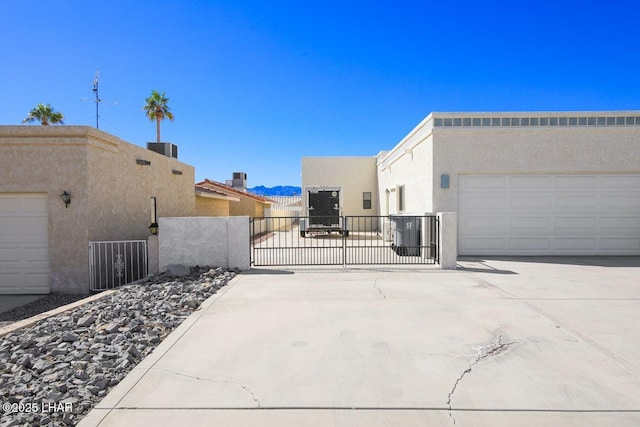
left=555, top=175, right=598, bottom=189
left=599, top=238, right=640, bottom=251
left=459, top=216, right=506, bottom=234
left=600, top=175, right=640, bottom=188
left=555, top=217, right=598, bottom=234
left=600, top=217, right=640, bottom=233
left=508, top=237, right=551, bottom=251
left=459, top=174, right=640, bottom=255
left=461, top=237, right=506, bottom=251
left=460, top=195, right=505, bottom=212
left=509, top=175, right=552, bottom=189
left=555, top=238, right=597, bottom=251
left=0, top=193, right=50, bottom=294
left=460, top=175, right=506, bottom=189
left=509, top=195, right=552, bottom=212
left=555, top=195, right=598, bottom=211
left=509, top=217, right=551, bottom=233
left=600, top=195, right=640, bottom=211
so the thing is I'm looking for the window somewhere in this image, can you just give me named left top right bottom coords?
left=398, top=185, right=405, bottom=212
left=363, top=192, right=372, bottom=209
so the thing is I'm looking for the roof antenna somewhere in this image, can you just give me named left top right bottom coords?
left=92, top=70, right=101, bottom=129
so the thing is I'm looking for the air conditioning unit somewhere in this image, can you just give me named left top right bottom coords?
left=229, top=172, right=247, bottom=191
left=147, top=143, right=178, bottom=159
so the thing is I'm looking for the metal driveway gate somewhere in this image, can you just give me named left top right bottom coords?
left=250, top=215, right=438, bottom=267
left=89, top=240, right=148, bottom=291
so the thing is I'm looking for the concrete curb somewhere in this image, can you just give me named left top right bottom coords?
left=0, top=290, right=119, bottom=337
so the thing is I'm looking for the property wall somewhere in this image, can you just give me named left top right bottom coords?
left=376, top=117, right=434, bottom=215
left=158, top=216, right=250, bottom=271
left=302, top=157, right=379, bottom=217
left=431, top=125, right=640, bottom=213
left=195, top=196, right=230, bottom=216
left=86, top=130, right=195, bottom=242
left=0, top=126, right=92, bottom=293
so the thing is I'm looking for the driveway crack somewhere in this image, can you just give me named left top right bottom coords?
left=158, top=368, right=261, bottom=407
left=373, top=279, right=386, bottom=299
left=446, top=335, right=514, bottom=424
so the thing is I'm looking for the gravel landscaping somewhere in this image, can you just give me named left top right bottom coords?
left=0, top=266, right=235, bottom=427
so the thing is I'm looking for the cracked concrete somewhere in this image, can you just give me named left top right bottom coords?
left=80, top=260, right=640, bottom=427
left=158, top=369, right=261, bottom=407
left=446, top=335, right=515, bottom=425
left=373, top=279, right=386, bottom=299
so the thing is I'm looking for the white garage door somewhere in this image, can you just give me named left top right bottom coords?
left=0, top=194, right=50, bottom=294
left=459, top=175, right=640, bottom=255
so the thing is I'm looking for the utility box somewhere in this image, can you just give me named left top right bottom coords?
left=300, top=186, right=348, bottom=237
left=391, top=215, right=421, bottom=256
left=147, top=142, right=178, bottom=159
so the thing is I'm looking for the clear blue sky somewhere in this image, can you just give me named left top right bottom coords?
left=2, top=1, right=639, bottom=186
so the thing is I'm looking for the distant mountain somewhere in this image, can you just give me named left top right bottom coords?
left=248, top=185, right=301, bottom=196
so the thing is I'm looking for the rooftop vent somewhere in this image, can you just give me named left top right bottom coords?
left=147, top=142, right=178, bottom=159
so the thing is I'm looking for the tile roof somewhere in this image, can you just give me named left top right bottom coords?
left=196, top=179, right=273, bottom=204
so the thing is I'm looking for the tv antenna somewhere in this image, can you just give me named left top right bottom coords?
left=92, top=70, right=101, bottom=129
left=81, top=70, right=117, bottom=129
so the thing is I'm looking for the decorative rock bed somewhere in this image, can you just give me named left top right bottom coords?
left=0, top=266, right=234, bottom=427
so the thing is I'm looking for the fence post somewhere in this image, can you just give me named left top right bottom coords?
left=437, top=212, right=457, bottom=269
left=148, top=235, right=159, bottom=275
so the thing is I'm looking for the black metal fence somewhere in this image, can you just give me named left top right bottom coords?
left=250, top=215, right=439, bottom=266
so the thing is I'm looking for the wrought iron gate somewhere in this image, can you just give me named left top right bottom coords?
left=250, top=215, right=438, bottom=267
left=89, top=240, right=148, bottom=291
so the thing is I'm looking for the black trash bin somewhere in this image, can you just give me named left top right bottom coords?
left=390, top=216, right=421, bottom=256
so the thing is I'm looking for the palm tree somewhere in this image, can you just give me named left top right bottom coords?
left=143, top=90, right=174, bottom=143
left=23, top=104, right=64, bottom=125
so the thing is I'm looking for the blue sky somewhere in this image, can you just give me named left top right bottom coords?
left=1, top=1, right=639, bottom=186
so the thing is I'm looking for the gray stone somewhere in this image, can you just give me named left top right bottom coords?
left=32, top=360, right=51, bottom=374
left=76, top=314, right=97, bottom=327
left=61, top=331, right=79, bottom=342
left=103, top=322, right=121, bottom=334
left=0, top=266, right=233, bottom=425
left=166, top=264, right=191, bottom=277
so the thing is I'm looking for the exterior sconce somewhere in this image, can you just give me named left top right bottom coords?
left=148, top=222, right=159, bottom=235
left=60, top=191, right=71, bottom=208
left=149, top=196, right=158, bottom=235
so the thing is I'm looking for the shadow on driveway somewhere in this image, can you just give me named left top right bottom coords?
left=459, top=256, right=640, bottom=268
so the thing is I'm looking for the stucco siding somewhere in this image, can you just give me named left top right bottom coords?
left=432, top=127, right=640, bottom=213
left=229, top=197, right=265, bottom=217
left=302, top=157, right=379, bottom=216
left=86, top=134, right=195, bottom=242
left=0, top=127, right=92, bottom=292
left=377, top=126, right=434, bottom=215
left=195, top=196, right=230, bottom=216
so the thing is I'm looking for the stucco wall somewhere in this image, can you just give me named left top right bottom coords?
left=302, top=157, right=379, bottom=216
left=0, top=126, right=197, bottom=293
left=377, top=132, right=434, bottom=216
left=432, top=126, right=640, bottom=213
left=87, top=132, right=195, bottom=241
left=158, top=216, right=250, bottom=271
left=0, top=127, right=92, bottom=292
left=195, top=196, right=230, bottom=216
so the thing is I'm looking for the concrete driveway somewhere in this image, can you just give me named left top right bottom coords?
left=79, top=257, right=640, bottom=426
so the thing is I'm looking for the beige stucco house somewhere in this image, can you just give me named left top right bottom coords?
left=302, top=111, right=640, bottom=256
left=0, top=126, right=196, bottom=294
left=195, top=179, right=272, bottom=218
